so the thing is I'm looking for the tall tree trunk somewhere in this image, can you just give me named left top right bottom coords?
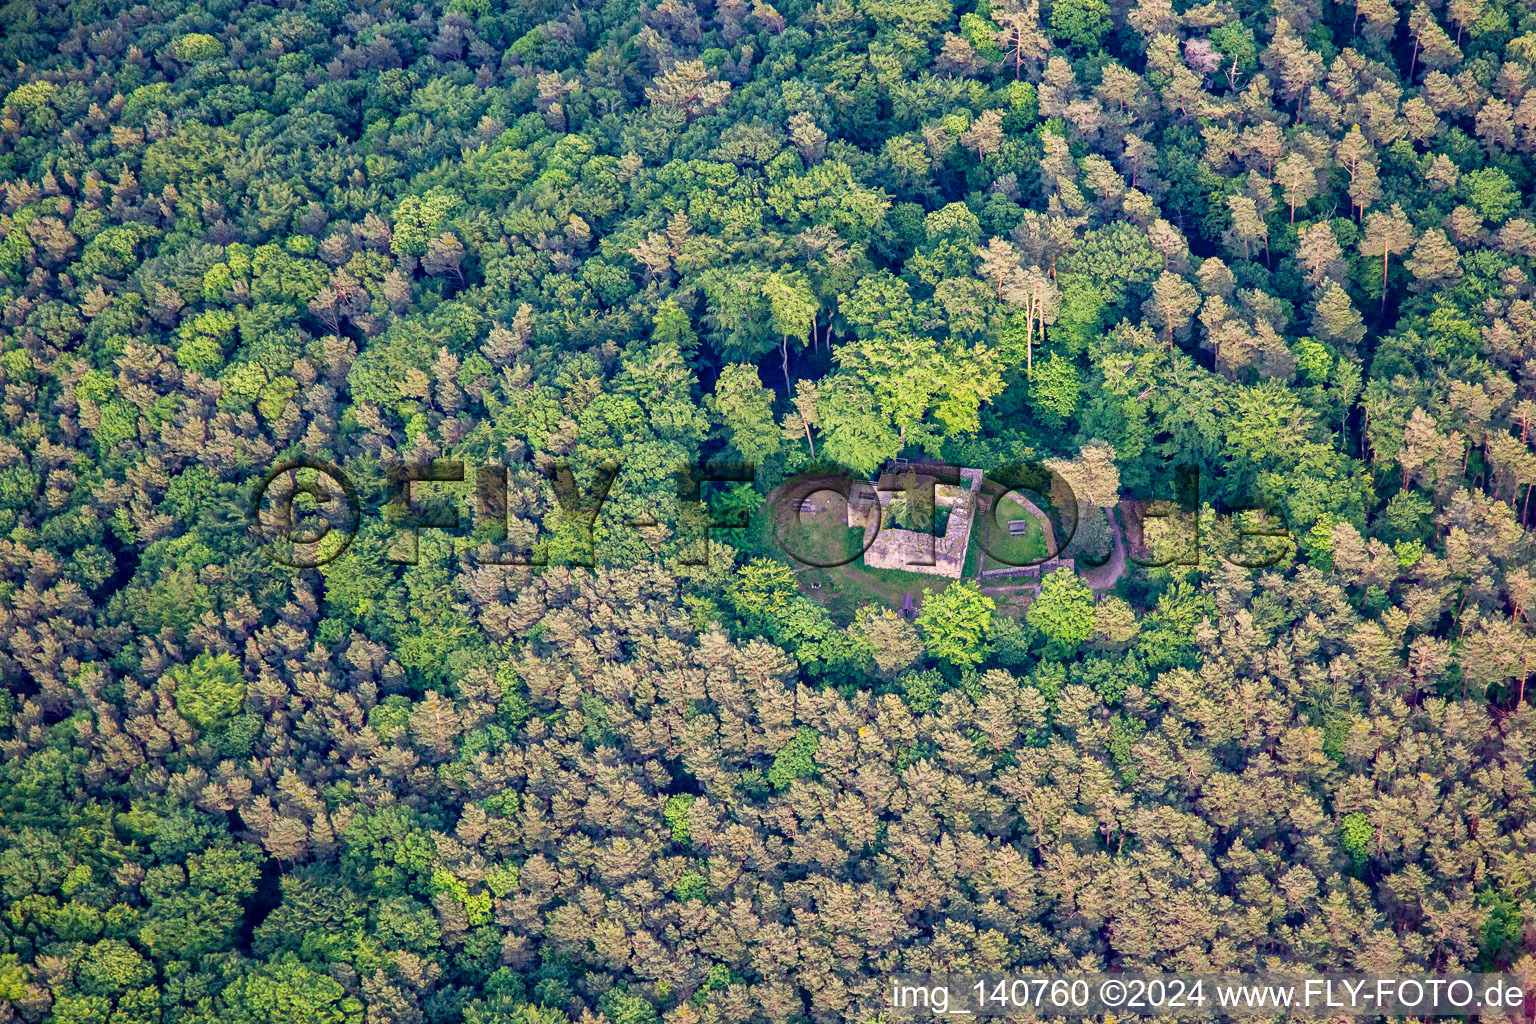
left=1381, top=246, right=1389, bottom=314
left=1026, top=304, right=1034, bottom=373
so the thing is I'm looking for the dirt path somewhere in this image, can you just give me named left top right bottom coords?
left=1078, top=502, right=1129, bottom=591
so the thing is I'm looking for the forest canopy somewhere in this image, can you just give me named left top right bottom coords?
left=3, top=0, right=1536, bottom=1018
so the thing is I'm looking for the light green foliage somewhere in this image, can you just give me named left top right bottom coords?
left=765, top=161, right=891, bottom=238
left=1462, top=168, right=1519, bottom=221
left=0, top=955, right=27, bottom=1003
left=833, top=332, right=1003, bottom=445
left=93, top=400, right=139, bottom=449
left=169, top=653, right=245, bottom=729
left=1293, top=338, right=1333, bottom=382
left=839, top=270, right=917, bottom=340
left=3, top=81, right=57, bottom=131
left=708, top=364, right=782, bottom=464
left=1340, top=812, right=1374, bottom=868
left=763, top=269, right=817, bottom=342
left=1106, top=714, right=1145, bottom=781
left=50, top=994, right=114, bottom=1023
left=484, top=863, right=520, bottom=898
left=76, top=369, right=117, bottom=403
left=899, top=668, right=945, bottom=713
left=662, top=794, right=695, bottom=843
left=732, top=558, right=799, bottom=617
left=216, top=957, right=364, bottom=1024
left=1025, top=568, right=1094, bottom=652
left=1209, top=23, right=1258, bottom=75
left=256, top=375, right=298, bottom=421
left=1225, top=381, right=1321, bottom=467
left=672, top=871, right=707, bottom=901
left=814, top=374, right=903, bottom=474
left=1394, top=538, right=1424, bottom=568
left=651, top=299, right=698, bottom=353
left=917, top=582, right=995, bottom=668
left=432, top=868, right=493, bottom=925
left=769, top=726, right=820, bottom=790
left=699, top=266, right=775, bottom=361
left=960, top=12, right=1004, bottom=60
left=599, top=990, right=660, bottom=1024
left=390, top=191, right=459, bottom=256
left=76, top=939, right=152, bottom=995
left=369, top=694, right=412, bottom=742
left=1029, top=352, right=1081, bottom=421
left=174, top=33, right=225, bottom=61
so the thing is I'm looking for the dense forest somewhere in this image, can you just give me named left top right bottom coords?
left=4, top=0, right=1536, bottom=1018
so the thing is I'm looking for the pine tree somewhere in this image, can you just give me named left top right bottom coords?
left=991, top=0, right=1051, bottom=80
left=1311, top=281, right=1367, bottom=350
left=1360, top=204, right=1415, bottom=312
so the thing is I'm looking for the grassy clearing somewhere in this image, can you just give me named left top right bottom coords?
left=796, top=562, right=957, bottom=625
left=770, top=488, right=971, bottom=624
left=769, top=492, right=867, bottom=568
left=975, top=493, right=1050, bottom=573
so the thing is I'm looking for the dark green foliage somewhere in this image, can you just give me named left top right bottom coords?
left=1050, top=0, right=1111, bottom=50
left=210, top=956, right=364, bottom=1024
left=1477, top=890, right=1527, bottom=969
left=1, top=0, right=1535, bottom=1014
